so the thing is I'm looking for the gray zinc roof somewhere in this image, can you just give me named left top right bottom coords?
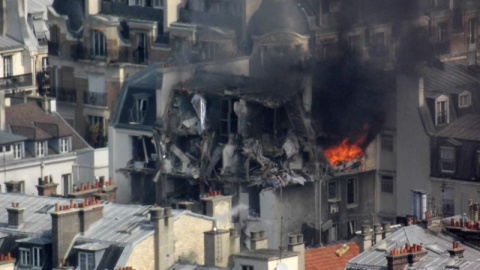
left=0, top=35, right=23, bottom=51
left=0, top=131, right=26, bottom=145
left=346, top=225, right=480, bottom=270
left=435, top=113, right=480, bottom=141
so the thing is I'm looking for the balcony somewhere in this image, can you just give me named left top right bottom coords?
left=56, top=88, right=77, bottom=103
left=0, top=74, right=33, bottom=90
left=84, top=91, right=107, bottom=107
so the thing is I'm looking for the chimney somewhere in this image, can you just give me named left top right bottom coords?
left=150, top=207, right=174, bottom=270
left=201, top=195, right=232, bottom=230
left=6, top=203, right=24, bottom=229
left=386, top=243, right=427, bottom=270
left=418, top=77, right=425, bottom=107
left=374, top=224, right=382, bottom=244
left=448, top=241, right=465, bottom=259
left=51, top=200, right=103, bottom=268
left=357, top=224, right=372, bottom=252
left=204, top=220, right=230, bottom=268
left=37, top=177, right=58, bottom=196
left=288, top=234, right=305, bottom=270
left=229, top=229, right=240, bottom=266
left=250, top=230, right=268, bottom=250
left=382, top=222, right=391, bottom=239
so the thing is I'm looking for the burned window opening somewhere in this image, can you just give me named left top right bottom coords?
left=131, top=136, right=156, bottom=168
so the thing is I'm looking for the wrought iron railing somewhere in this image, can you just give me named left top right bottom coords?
left=56, top=88, right=77, bottom=103
left=84, top=91, right=107, bottom=107
left=0, top=73, right=33, bottom=90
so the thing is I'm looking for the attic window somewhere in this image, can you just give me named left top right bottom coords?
left=130, top=97, right=148, bottom=124
left=435, top=95, right=449, bottom=125
left=440, top=146, right=456, bottom=173
left=458, top=91, right=471, bottom=108
left=78, top=252, right=95, bottom=270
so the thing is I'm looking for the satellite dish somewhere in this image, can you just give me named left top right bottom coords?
left=276, top=263, right=288, bottom=270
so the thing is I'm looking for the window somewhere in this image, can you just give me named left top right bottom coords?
left=129, top=0, right=144, bottom=6
left=347, top=220, right=357, bottom=237
left=32, top=247, right=43, bottom=267
left=153, top=0, right=164, bottom=8
left=435, top=96, right=449, bottom=125
left=347, top=178, right=357, bottom=205
left=78, top=252, right=95, bottom=270
left=242, top=266, right=254, bottom=270
left=13, top=143, right=22, bottom=159
left=440, top=146, right=456, bottom=173
left=3, top=55, right=12, bottom=77
left=19, top=248, right=30, bottom=266
left=219, top=98, right=238, bottom=143
left=443, top=186, right=454, bottom=216
left=322, top=39, right=337, bottom=59
left=438, top=22, right=447, bottom=42
left=459, top=91, right=471, bottom=108
left=62, top=174, right=72, bottom=195
left=329, top=223, right=339, bottom=242
left=381, top=134, right=394, bottom=152
left=469, top=18, right=478, bottom=44
left=41, top=57, right=48, bottom=72
left=328, top=181, right=338, bottom=199
left=36, top=141, right=46, bottom=157
left=381, top=176, right=394, bottom=194
left=477, top=150, right=480, bottom=177
left=136, top=33, right=148, bottom=64
left=60, top=137, right=69, bottom=153
left=87, top=115, right=105, bottom=136
left=349, top=35, right=361, bottom=58
left=131, top=98, right=148, bottom=123
left=90, top=30, right=106, bottom=57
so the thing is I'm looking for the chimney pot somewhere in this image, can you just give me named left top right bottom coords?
left=288, top=235, right=297, bottom=245
left=251, top=231, right=260, bottom=240
left=164, top=207, right=172, bottom=216
left=297, top=234, right=304, bottom=243
left=361, top=224, right=371, bottom=234
left=230, top=228, right=239, bottom=237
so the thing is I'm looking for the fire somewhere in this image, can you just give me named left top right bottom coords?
left=324, top=130, right=368, bottom=166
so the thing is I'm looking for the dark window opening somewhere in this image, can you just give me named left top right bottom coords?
left=347, top=178, right=356, bottom=204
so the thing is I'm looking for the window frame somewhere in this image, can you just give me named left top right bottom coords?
left=13, top=143, right=22, bottom=159
left=347, top=220, right=357, bottom=238
left=328, top=181, right=338, bottom=200
left=241, top=265, right=254, bottom=270
left=59, top=137, right=69, bottom=153
left=458, top=91, right=472, bottom=108
left=381, top=134, right=394, bottom=152
left=440, top=146, right=456, bottom=173
left=438, top=22, right=448, bottom=42
left=90, top=30, right=107, bottom=58
left=469, top=18, right=478, bottom=44
left=3, top=55, right=12, bottom=78
left=153, top=0, right=164, bottom=8
left=32, top=246, right=43, bottom=268
left=435, top=95, right=449, bottom=125
left=346, top=178, right=358, bottom=205
left=381, top=175, right=394, bottom=194
left=36, top=141, right=47, bottom=157
left=19, top=247, right=31, bottom=266
left=78, top=251, right=95, bottom=270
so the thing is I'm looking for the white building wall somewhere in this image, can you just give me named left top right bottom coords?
left=73, top=147, right=109, bottom=187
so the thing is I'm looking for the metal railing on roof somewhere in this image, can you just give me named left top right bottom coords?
left=56, top=88, right=77, bottom=103
left=84, top=91, right=107, bottom=107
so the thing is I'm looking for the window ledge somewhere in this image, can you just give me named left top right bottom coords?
left=328, top=198, right=341, bottom=203
left=347, top=203, right=358, bottom=209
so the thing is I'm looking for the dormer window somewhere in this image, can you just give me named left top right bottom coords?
left=36, top=141, right=47, bottom=157
left=19, top=248, right=30, bottom=266
left=78, top=252, right=95, bottom=270
left=60, top=137, right=70, bottom=153
left=458, top=91, right=471, bottom=108
left=13, top=143, right=23, bottom=159
left=90, top=30, right=106, bottom=58
left=32, top=246, right=44, bottom=267
left=440, top=146, right=456, bottom=173
left=435, top=95, right=449, bottom=125
left=130, top=97, right=148, bottom=124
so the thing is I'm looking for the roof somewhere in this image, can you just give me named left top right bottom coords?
left=346, top=225, right=480, bottom=270
left=234, top=249, right=298, bottom=261
left=28, top=0, right=53, bottom=14
left=0, top=193, right=211, bottom=268
left=5, top=102, right=89, bottom=150
left=248, top=0, right=310, bottom=37
left=305, top=242, right=360, bottom=270
left=0, top=131, right=27, bottom=145
left=100, top=2, right=164, bottom=22
left=435, top=114, right=480, bottom=141
left=418, top=60, right=480, bottom=94
left=0, top=35, right=24, bottom=51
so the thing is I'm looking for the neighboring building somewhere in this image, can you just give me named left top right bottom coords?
left=0, top=0, right=52, bottom=95
left=346, top=223, right=480, bottom=269
left=396, top=59, right=480, bottom=218
left=305, top=242, right=360, bottom=270
left=0, top=94, right=107, bottom=197
left=0, top=193, right=225, bottom=270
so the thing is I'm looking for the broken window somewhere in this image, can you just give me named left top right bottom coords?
left=347, top=220, right=356, bottom=238
left=328, top=181, right=338, bottom=199
left=131, top=136, right=156, bottom=163
left=440, top=146, right=455, bottom=173
left=130, top=97, right=148, bottom=124
left=346, top=178, right=357, bottom=205
left=381, top=176, right=394, bottom=194
left=381, top=134, right=394, bottom=152
left=219, top=98, right=238, bottom=143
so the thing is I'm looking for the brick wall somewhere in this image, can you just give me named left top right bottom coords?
left=125, top=235, right=155, bottom=270
left=174, top=214, right=213, bottom=265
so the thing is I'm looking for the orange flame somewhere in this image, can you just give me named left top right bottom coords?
left=324, top=127, right=369, bottom=166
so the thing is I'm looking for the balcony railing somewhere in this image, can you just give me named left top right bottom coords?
left=0, top=73, right=33, bottom=90
left=56, top=88, right=77, bottom=103
left=84, top=91, right=107, bottom=107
